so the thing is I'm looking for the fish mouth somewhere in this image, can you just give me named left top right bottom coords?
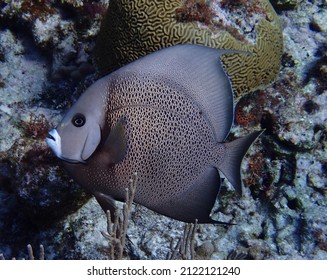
left=47, top=133, right=55, bottom=141
left=46, top=129, right=62, bottom=159
left=46, top=129, right=86, bottom=164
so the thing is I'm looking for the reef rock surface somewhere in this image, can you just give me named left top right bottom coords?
left=0, top=0, right=326, bottom=259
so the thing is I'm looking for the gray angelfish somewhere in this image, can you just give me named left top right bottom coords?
left=46, top=44, right=262, bottom=224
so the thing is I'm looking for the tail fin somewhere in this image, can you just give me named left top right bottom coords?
left=217, top=130, right=264, bottom=195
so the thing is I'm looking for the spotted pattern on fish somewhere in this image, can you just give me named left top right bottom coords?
left=102, top=74, right=225, bottom=206
left=47, top=45, right=263, bottom=223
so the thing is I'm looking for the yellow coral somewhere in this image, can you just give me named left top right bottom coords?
left=94, top=0, right=283, bottom=98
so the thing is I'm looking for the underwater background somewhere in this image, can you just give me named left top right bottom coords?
left=0, top=0, right=326, bottom=259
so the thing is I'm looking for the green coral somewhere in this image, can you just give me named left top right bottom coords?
left=94, top=0, right=283, bottom=98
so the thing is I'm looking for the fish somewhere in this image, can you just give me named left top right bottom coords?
left=46, top=44, right=262, bottom=224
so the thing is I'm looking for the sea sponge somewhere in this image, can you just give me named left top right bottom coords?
left=94, top=0, right=283, bottom=98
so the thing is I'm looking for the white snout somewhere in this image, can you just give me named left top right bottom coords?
left=46, top=129, right=62, bottom=159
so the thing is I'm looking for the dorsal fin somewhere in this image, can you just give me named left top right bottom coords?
left=115, top=44, right=244, bottom=142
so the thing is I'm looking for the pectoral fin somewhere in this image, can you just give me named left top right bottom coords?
left=103, top=117, right=128, bottom=164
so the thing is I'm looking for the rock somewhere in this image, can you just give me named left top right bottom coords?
left=195, top=241, right=215, bottom=260
left=0, top=0, right=326, bottom=260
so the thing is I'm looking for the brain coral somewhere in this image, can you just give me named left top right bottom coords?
left=94, top=0, right=283, bottom=98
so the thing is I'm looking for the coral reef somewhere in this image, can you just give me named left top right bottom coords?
left=0, top=0, right=107, bottom=93
left=0, top=0, right=326, bottom=260
left=94, top=0, right=283, bottom=98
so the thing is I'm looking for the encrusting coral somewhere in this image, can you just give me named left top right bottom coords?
left=94, top=0, right=283, bottom=98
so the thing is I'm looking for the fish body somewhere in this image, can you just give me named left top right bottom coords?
left=47, top=45, right=261, bottom=223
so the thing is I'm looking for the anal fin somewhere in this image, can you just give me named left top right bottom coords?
left=94, top=192, right=117, bottom=221
left=156, top=167, right=233, bottom=224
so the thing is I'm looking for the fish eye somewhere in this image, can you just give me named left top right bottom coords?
left=72, top=113, right=86, bottom=127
